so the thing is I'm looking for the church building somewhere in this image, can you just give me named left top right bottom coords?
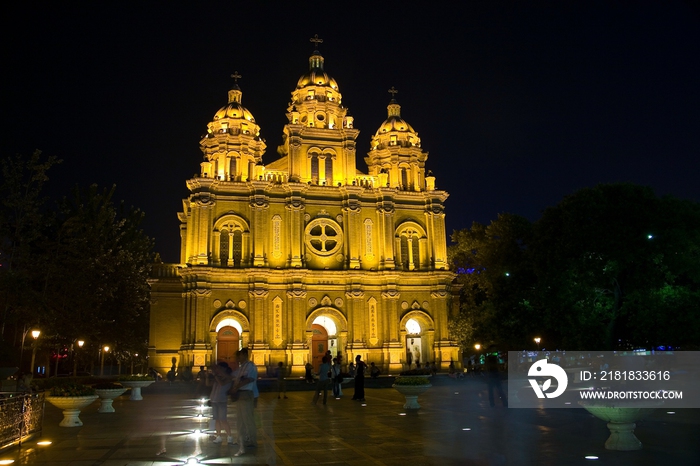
left=148, top=40, right=460, bottom=376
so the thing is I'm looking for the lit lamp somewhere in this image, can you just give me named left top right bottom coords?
left=100, top=346, right=110, bottom=376
left=29, top=330, right=41, bottom=375
left=73, top=339, right=85, bottom=376
left=534, top=337, right=541, bottom=350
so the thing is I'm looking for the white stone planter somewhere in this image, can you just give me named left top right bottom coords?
left=120, top=380, right=154, bottom=400
left=581, top=404, right=657, bottom=451
left=95, top=388, right=128, bottom=413
left=392, top=379, right=432, bottom=409
left=45, top=395, right=98, bottom=427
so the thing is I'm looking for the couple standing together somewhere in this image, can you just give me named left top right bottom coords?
left=210, top=348, right=258, bottom=457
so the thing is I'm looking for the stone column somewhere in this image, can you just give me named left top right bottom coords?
left=286, top=288, right=307, bottom=376
left=381, top=288, right=403, bottom=373
left=250, top=195, right=268, bottom=267
left=378, top=203, right=395, bottom=269
left=286, top=198, right=304, bottom=268
left=427, top=204, right=447, bottom=270
left=248, top=287, right=269, bottom=344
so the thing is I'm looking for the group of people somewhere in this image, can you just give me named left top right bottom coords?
left=300, top=353, right=372, bottom=404
left=199, top=348, right=258, bottom=457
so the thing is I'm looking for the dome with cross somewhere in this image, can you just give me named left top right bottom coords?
left=373, top=89, right=418, bottom=139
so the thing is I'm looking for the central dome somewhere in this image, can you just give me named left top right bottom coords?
left=296, top=51, right=339, bottom=90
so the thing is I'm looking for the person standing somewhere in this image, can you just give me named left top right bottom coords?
left=209, top=362, right=234, bottom=444
left=352, top=355, right=367, bottom=402
left=406, top=350, right=413, bottom=370
left=304, top=362, right=314, bottom=384
left=331, top=357, right=343, bottom=398
left=370, top=362, right=380, bottom=378
left=312, top=356, right=331, bottom=405
left=276, top=361, right=287, bottom=399
left=486, top=354, right=507, bottom=407
left=230, top=348, right=258, bottom=456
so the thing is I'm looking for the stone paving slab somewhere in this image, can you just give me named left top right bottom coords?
left=1, top=377, right=698, bottom=465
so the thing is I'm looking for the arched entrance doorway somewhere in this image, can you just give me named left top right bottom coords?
left=217, top=326, right=240, bottom=368
left=311, top=324, right=328, bottom=372
left=406, top=318, right=423, bottom=368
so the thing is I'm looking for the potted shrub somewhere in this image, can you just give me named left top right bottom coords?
left=392, top=376, right=432, bottom=409
left=118, top=374, right=155, bottom=401
left=45, top=383, right=98, bottom=427
left=580, top=399, right=659, bottom=451
left=94, top=382, right=127, bottom=413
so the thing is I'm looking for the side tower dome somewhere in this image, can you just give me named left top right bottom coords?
left=199, top=73, right=266, bottom=182
left=365, top=88, right=433, bottom=191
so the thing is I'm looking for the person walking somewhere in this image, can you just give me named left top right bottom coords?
left=276, top=361, right=288, bottom=399
left=209, top=362, right=234, bottom=444
left=312, top=355, right=331, bottom=405
left=229, top=348, right=258, bottom=456
left=351, top=355, right=367, bottom=402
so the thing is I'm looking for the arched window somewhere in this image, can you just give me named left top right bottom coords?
left=232, top=230, right=242, bottom=267
left=219, top=228, right=243, bottom=267
left=325, top=157, right=333, bottom=185
left=397, top=225, right=424, bottom=271
left=229, top=157, right=237, bottom=180
left=220, top=229, right=230, bottom=266
left=401, top=168, right=409, bottom=190
left=311, top=155, right=319, bottom=184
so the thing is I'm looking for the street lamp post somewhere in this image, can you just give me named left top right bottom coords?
left=73, top=340, right=85, bottom=376
left=29, top=330, right=41, bottom=376
left=100, top=346, right=110, bottom=376
left=534, top=337, right=541, bottom=351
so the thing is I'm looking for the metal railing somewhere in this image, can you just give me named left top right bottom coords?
left=0, top=392, right=44, bottom=451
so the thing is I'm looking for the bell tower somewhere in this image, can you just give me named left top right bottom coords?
left=199, top=72, right=266, bottom=182
left=279, top=35, right=360, bottom=185
left=365, top=88, right=433, bottom=191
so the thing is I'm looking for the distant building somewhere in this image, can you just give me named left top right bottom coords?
left=148, top=42, right=460, bottom=376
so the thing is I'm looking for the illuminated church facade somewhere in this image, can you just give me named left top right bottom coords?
left=148, top=43, right=460, bottom=376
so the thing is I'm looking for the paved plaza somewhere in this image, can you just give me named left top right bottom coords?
left=4, top=376, right=699, bottom=465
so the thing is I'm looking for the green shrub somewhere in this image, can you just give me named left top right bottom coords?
left=393, top=376, right=431, bottom=386
left=49, top=383, right=96, bottom=397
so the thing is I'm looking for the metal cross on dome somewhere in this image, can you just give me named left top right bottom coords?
left=231, top=71, right=242, bottom=83
left=388, top=86, right=399, bottom=98
left=310, top=34, right=323, bottom=50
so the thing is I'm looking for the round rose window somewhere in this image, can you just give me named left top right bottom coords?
left=305, top=218, right=343, bottom=256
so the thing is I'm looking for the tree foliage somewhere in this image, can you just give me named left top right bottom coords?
left=0, top=152, right=154, bottom=367
left=449, top=184, right=700, bottom=351
left=448, top=213, right=535, bottom=350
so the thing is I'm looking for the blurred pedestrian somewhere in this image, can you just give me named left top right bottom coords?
left=304, top=362, right=314, bottom=384
left=331, top=357, right=343, bottom=398
left=230, top=348, right=258, bottom=456
left=276, top=361, right=287, bottom=399
left=210, top=362, right=234, bottom=444
left=486, top=354, right=507, bottom=407
left=312, top=356, right=331, bottom=405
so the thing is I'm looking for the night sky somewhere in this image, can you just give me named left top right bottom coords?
left=3, top=2, right=699, bottom=263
